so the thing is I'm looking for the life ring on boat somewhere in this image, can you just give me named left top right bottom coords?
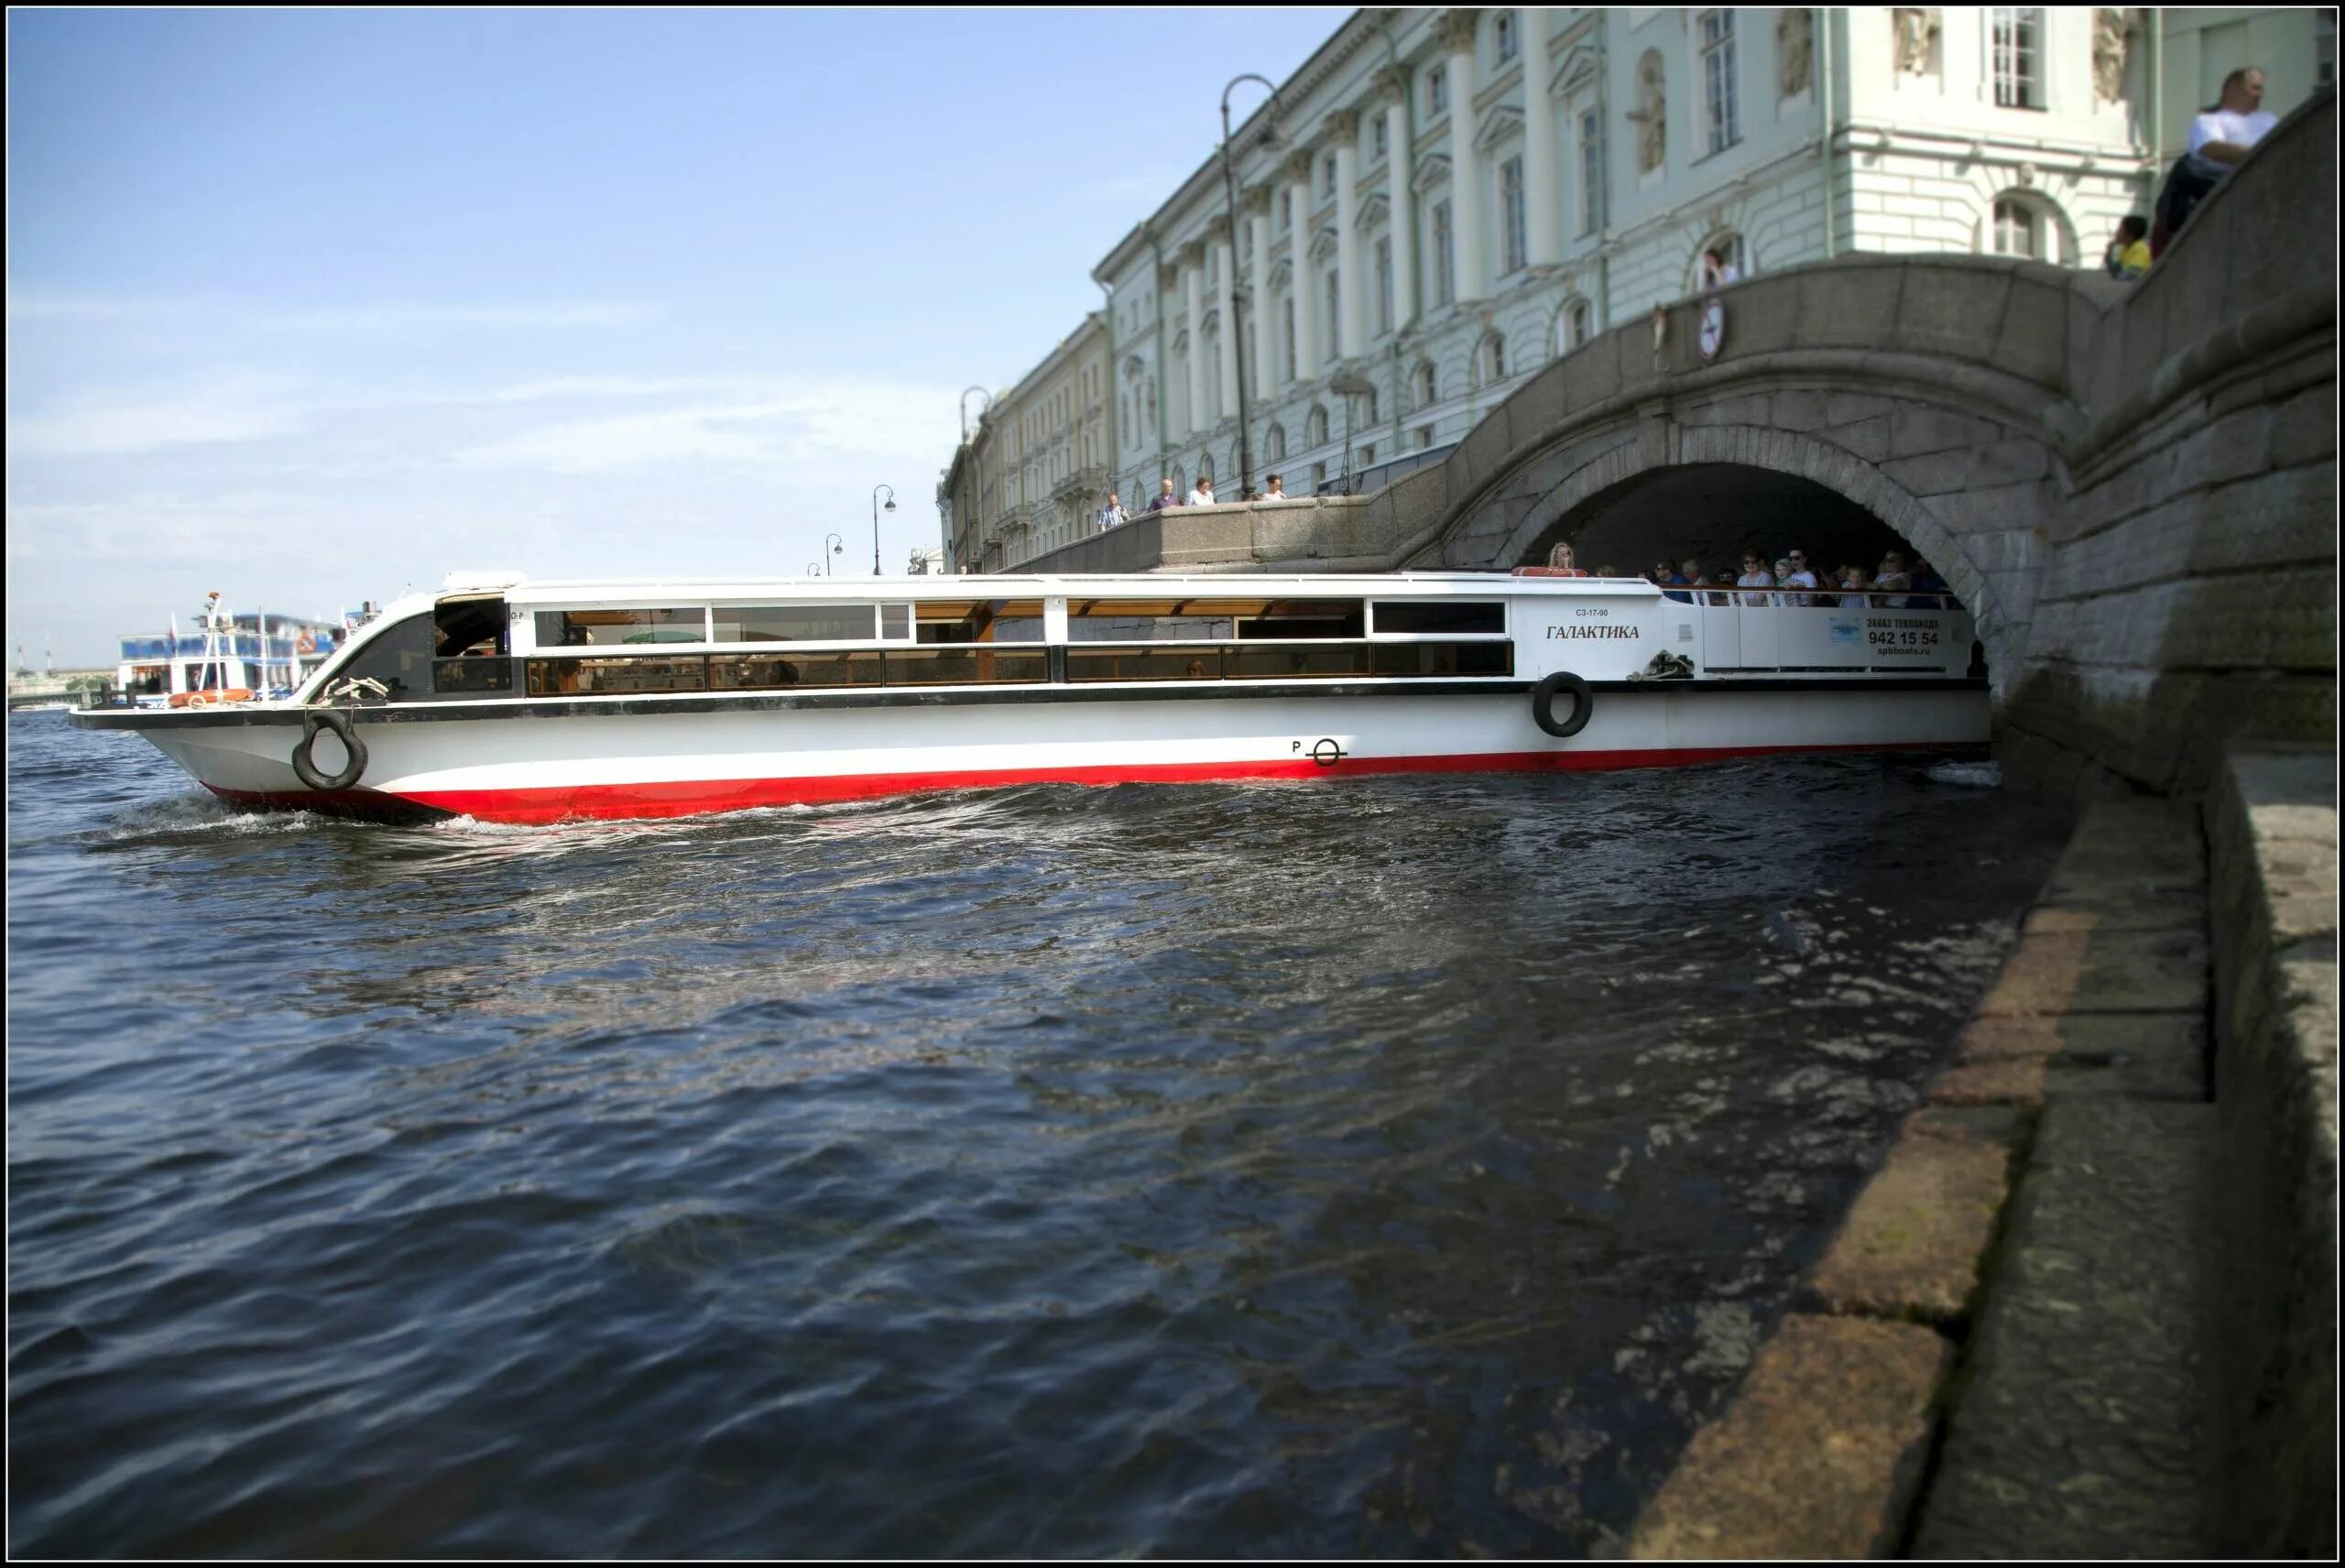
left=291, top=708, right=366, bottom=791
left=1531, top=671, right=1594, bottom=738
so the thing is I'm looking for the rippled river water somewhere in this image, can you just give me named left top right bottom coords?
left=7, top=712, right=2061, bottom=1555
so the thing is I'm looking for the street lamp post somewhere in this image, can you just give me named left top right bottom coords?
left=806, top=561, right=823, bottom=577
left=1219, top=72, right=1279, bottom=502
left=959, top=386, right=993, bottom=441
left=871, top=485, right=896, bottom=576
left=823, top=533, right=844, bottom=576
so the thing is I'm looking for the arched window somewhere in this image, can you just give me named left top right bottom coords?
left=1361, top=386, right=1379, bottom=424
left=1197, top=452, right=1214, bottom=485
left=1476, top=332, right=1507, bottom=387
left=1991, top=196, right=2043, bottom=260
left=1693, top=233, right=1746, bottom=292
left=1266, top=422, right=1287, bottom=461
left=1305, top=405, right=1329, bottom=446
left=1564, top=297, right=1593, bottom=353
left=1413, top=362, right=1437, bottom=408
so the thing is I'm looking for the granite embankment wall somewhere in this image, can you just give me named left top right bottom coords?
left=1621, top=747, right=2336, bottom=1558
left=2205, top=746, right=2337, bottom=1557
left=2000, top=92, right=2338, bottom=804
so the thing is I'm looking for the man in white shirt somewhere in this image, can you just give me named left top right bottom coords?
left=1185, top=476, right=1216, bottom=506
left=2188, top=68, right=2275, bottom=167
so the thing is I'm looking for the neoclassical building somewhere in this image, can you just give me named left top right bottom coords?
left=945, top=6, right=2329, bottom=573
left=940, top=314, right=1111, bottom=574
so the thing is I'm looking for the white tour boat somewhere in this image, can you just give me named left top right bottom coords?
left=70, top=571, right=1988, bottom=824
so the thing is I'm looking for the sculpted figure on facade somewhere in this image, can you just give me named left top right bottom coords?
left=1892, top=7, right=1939, bottom=75
left=2092, top=8, right=2130, bottom=103
left=1629, top=50, right=1666, bottom=173
left=1777, top=9, right=1813, bottom=100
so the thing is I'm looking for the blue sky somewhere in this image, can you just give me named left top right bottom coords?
left=6, top=8, right=1347, bottom=667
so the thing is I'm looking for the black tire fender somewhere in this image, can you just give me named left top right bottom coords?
left=292, top=708, right=366, bottom=791
left=1531, top=671, right=1594, bottom=739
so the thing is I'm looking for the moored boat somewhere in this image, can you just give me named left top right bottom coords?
left=71, top=571, right=1989, bottom=824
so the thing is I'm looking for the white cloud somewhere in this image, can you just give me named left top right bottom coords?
left=5, top=378, right=309, bottom=456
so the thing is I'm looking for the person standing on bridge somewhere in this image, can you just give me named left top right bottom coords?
left=1147, top=477, right=1181, bottom=513
left=1096, top=492, right=1128, bottom=532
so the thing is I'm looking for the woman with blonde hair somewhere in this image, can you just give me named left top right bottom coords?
left=1545, top=540, right=1588, bottom=576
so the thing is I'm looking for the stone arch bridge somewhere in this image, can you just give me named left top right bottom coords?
left=1025, top=92, right=2335, bottom=799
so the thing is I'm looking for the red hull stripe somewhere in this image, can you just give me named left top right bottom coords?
left=203, top=741, right=1981, bottom=825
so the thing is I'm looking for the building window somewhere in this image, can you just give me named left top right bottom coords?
left=1306, top=406, right=1328, bottom=445
left=1280, top=191, right=1292, bottom=232
left=1375, top=234, right=1394, bottom=334
left=1701, top=10, right=1740, bottom=154
left=1565, top=297, right=1592, bottom=351
left=1414, top=362, right=1436, bottom=408
left=1267, top=422, right=1286, bottom=461
left=1311, top=461, right=1327, bottom=493
left=1414, top=425, right=1434, bottom=451
left=1578, top=109, right=1605, bottom=235
left=1324, top=272, right=1341, bottom=363
left=1429, top=70, right=1448, bottom=117
left=1991, top=198, right=2040, bottom=258
left=1373, top=113, right=1389, bottom=160
left=1359, top=442, right=1375, bottom=467
left=1323, top=154, right=1337, bottom=197
left=1696, top=234, right=1746, bottom=288
left=1500, top=155, right=1527, bottom=274
left=1992, top=7, right=2044, bottom=109
left=1482, top=333, right=1507, bottom=384
left=1282, top=297, right=1296, bottom=381
left=1432, top=200, right=1456, bottom=306
left=1495, top=12, right=1517, bottom=64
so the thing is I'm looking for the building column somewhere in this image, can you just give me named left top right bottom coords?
left=1445, top=13, right=1485, bottom=303
left=1380, top=85, right=1417, bottom=332
left=1209, top=218, right=1238, bottom=422
left=1328, top=110, right=1363, bottom=360
left=1285, top=152, right=1320, bottom=379
left=1519, top=6, right=1560, bottom=268
left=1244, top=185, right=1274, bottom=397
left=1179, top=244, right=1205, bottom=439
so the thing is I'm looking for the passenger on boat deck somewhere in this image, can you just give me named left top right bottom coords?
left=1545, top=541, right=1588, bottom=576
left=1737, top=552, right=1775, bottom=598
left=1872, top=550, right=1914, bottom=606
left=1838, top=564, right=1871, bottom=606
left=1597, top=563, right=1619, bottom=578
left=1782, top=550, right=1821, bottom=608
left=1909, top=558, right=1947, bottom=605
left=1184, top=659, right=1207, bottom=678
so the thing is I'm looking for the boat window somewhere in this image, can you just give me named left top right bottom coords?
left=713, top=605, right=878, bottom=643
left=535, top=608, right=705, bottom=648
left=1062, top=596, right=1367, bottom=643
left=1067, top=599, right=1242, bottom=641
left=915, top=600, right=1047, bottom=644
left=884, top=648, right=1049, bottom=684
left=1064, top=646, right=1227, bottom=681
left=1227, top=643, right=1375, bottom=679
left=332, top=613, right=435, bottom=700
left=880, top=604, right=913, bottom=641
left=709, top=651, right=883, bottom=690
left=1369, top=641, right=1514, bottom=677
left=434, top=597, right=508, bottom=657
left=1237, top=599, right=1365, bottom=640
left=435, top=657, right=514, bottom=695
left=1370, top=600, right=1506, bottom=636
left=524, top=656, right=708, bottom=696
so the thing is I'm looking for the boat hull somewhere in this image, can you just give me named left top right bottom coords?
left=98, top=681, right=1991, bottom=824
